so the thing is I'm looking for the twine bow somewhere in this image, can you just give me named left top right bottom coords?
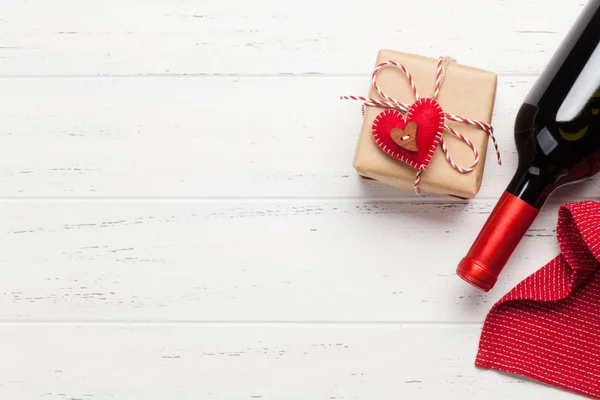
left=342, top=57, right=501, bottom=194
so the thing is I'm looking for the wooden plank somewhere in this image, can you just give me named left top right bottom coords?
left=0, top=200, right=565, bottom=322
left=2, top=76, right=598, bottom=199
left=0, top=323, right=576, bottom=399
left=0, top=0, right=584, bottom=76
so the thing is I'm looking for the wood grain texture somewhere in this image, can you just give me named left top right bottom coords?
left=2, top=76, right=599, bottom=199
left=0, top=0, right=585, bottom=76
left=0, top=324, right=577, bottom=399
left=0, top=200, right=564, bottom=322
left=0, top=0, right=592, bottom=398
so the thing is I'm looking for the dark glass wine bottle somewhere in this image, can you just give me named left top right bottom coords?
left=457, top=0, right=600, bottom=292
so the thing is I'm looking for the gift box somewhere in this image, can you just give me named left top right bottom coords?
left=351, top=50, right=498, bottom=199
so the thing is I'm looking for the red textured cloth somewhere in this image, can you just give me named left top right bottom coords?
left=476, top=201, right=600, bottom=399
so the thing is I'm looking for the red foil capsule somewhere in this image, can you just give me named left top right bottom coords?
left=457, top=191, right=539, bottom=292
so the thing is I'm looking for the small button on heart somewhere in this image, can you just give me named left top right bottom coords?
left=390, top=122, right=418, bottom=152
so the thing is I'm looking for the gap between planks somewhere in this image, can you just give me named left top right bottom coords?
left=0, top=320, right=484, bottom=327
left=0, top=197, right=596, bottom=203
left=0, top=72, right=542, bottom=79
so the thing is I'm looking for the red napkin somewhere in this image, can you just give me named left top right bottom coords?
left=476, top=201, right=600, bottom=399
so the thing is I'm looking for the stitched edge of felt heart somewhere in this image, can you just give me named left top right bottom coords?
left=372, top=98, right=445, bottom=171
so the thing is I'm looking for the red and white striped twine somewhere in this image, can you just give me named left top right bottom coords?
left=341, top=56, right=502, bottom=195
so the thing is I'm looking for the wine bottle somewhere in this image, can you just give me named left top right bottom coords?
left=457, top=0, right=600, bottom=292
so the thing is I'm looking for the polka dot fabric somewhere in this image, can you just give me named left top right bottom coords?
left=477, top=201, right=600, bottom=399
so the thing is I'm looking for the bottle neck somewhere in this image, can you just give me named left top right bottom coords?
left=457, top=192, right=539, bottom=292
left=506, top=166, right=557, bottom=209
left=506, top=132, right=597, bottom=209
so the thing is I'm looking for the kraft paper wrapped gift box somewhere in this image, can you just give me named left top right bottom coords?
left=352, top=50, right=498, bottom=199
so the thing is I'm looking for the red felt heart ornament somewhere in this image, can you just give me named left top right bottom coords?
left=372, top=98, right=445, bottom=171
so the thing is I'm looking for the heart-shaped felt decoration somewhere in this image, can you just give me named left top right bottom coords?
left=372, top=98, right=444, bottom=171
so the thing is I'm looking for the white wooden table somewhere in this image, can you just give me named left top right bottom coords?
left=0, top=1, right=593, bottom=398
